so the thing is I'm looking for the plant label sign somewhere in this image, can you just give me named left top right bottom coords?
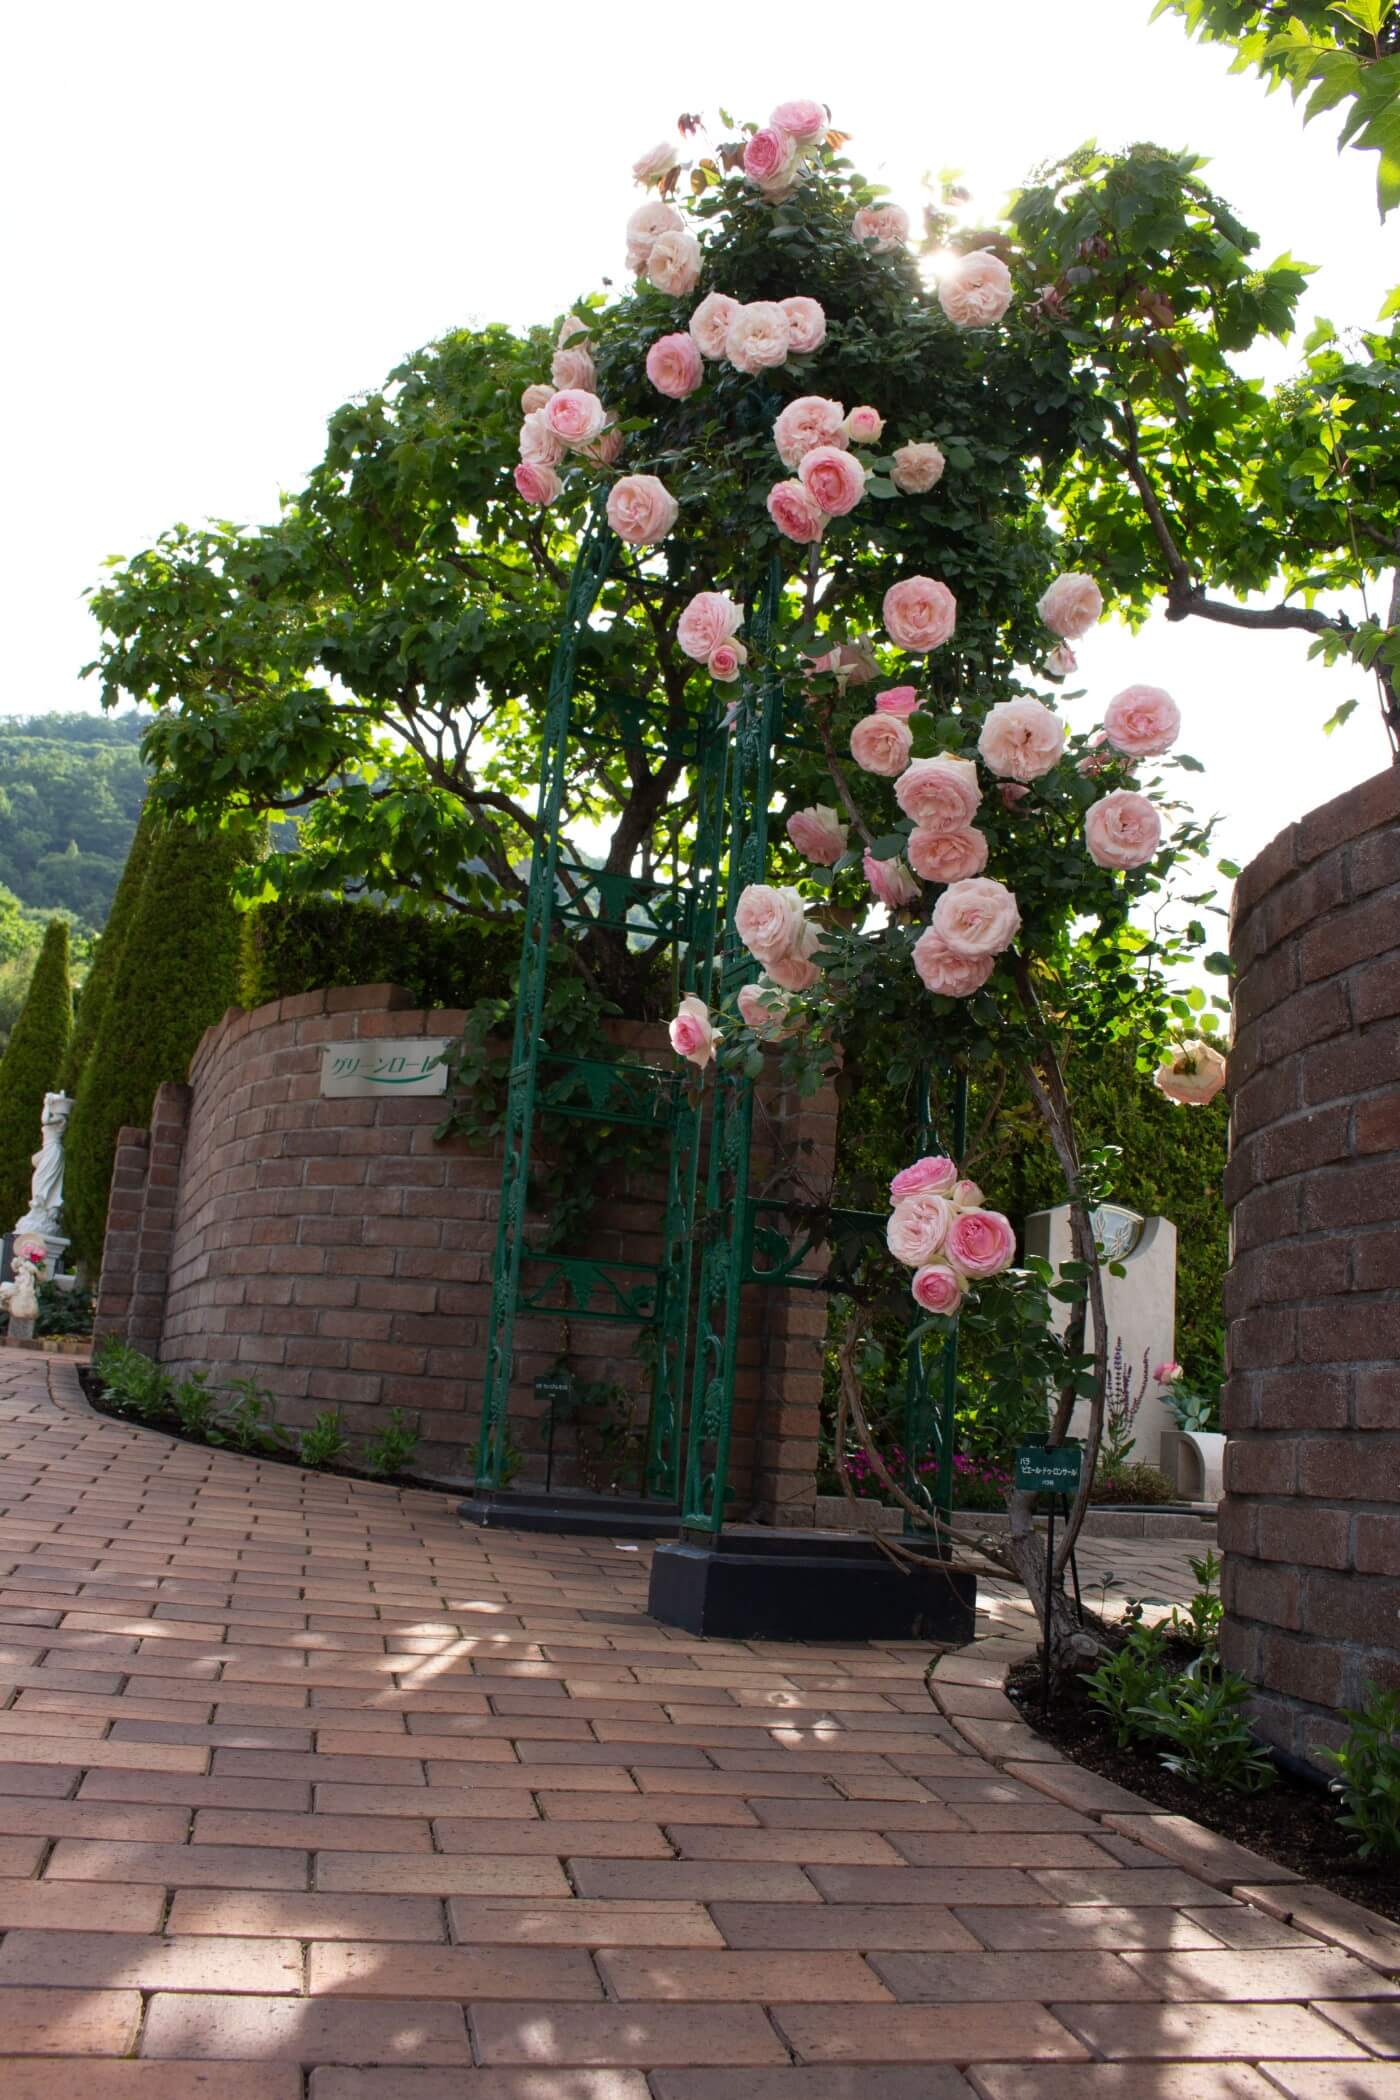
left=320, top=1040, right=449, bottom=1098
left=1013, top=1437, right=1084, bottom=1495
left=534, top=1369, right=575, bottom=1413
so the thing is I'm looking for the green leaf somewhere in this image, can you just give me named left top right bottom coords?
left=1204, top=951, right=1232, bottom=976
left=1323, top=698, right=1360, bottom=735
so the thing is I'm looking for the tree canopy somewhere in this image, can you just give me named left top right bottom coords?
left=0, top=712, right=147, bottom=928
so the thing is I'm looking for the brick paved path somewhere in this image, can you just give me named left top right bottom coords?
left=0, top=1352, right=1396, bottom=2097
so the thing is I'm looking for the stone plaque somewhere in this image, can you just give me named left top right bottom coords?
left=320, top=1039, right=449, bottom=1098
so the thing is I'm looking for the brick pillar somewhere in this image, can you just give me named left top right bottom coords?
left=93, top=1127, right=151, bottom=1339
left=126, top=1083, right=192, bottom=1354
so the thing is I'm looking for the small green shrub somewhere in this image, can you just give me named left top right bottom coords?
left=1134, top=1665, right=1277, bottom=1792
left=1086, top=1621, right=1172, bottom=1748
left=361, top=1409, right=420, bottom=1479
left=1091, top=1460, right=1176, bottom=1506
left=299, top=1410, right=351, bottom=1468
left=220, top=1379, right=291, bottom=1456
left=92, top=1336, right=172, bottom=1422
left=1321, top=1687, right=1400, bottom=1863
left=172, top=1372, right=221, bottom=1442
left=239, top=899, right=523, bottom=1013
left=1168, top=1550, right=1224, bottom=1654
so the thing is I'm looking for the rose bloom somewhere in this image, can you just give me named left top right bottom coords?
left=894, top=755, right=982, bottom=834
left=544, top=389, right=607, bottom=449
left=780, top=295, right=827, bottom=355
left=1038, top=571, right=1103, bottom=639
left=1154, top=1360, right=1184, bottom=1385
left=770, top=97, right=827, bottom=142
left=677, top=592, right=743, bottom=663
left=977, top=697, right=1066, bottom=783
left=520, top=382, right=555, bottom=415
left=765, top=941, right=820, bottom=993
left=738, top=979, right=802, bottom=1038
left=551, top=344, right=597, bottom=393
left=938, top=249, right=1013, bottom=327
left=1155, top=1039, right=1227, bottom=1107
left=1001, top=783, right=1031, bottom=811
left=519, top=409, right=566, bottom=467
left=844, top=405, right=884, bottom=444
left=708, top=640, right=747, bottom=682
left=689, top=290, right=742, bottom=360
left=864, top=848, right=921, bottom=909
left=1084, top=789, right=1162, bottom=870
left=647, top=230, right=702, bottom=297
left=931, top=876, right=1022, bottom=957
left=891, top=441, right=946, bottom=494
left=626, top=200, right=684, bottom=273
left=849, top=713, right=913, bottom=777
left=744, top=126, right=800, bottom=193
left=852, top=202, right=910, bottom=252
left=734, top=883, right=808, bottom=965
left=887, top=1191, right=953, bottom=1268
left=1077, top=730, right=1115, bottom=779
left=633, top=140, right=679, bottom=186
left=786, top=804, right=848, bottom=865
left=558, top=314, right=590, bottom=347
left=1104, top=683, right=1181, bottom=758
left=946, top=1208, right=1017, bottom=1279
left=912, top=925, right=995, bottom=998
left=952, top=1178, right=984, bottom=1211
left=727, top=301, right=791, bottom=373
left=908, top=826, right=988, bottom=885
left=646, top=332, right=703, bottom=400
left=767, top=478, right=826, bottom=543
left=1046, top=642, right=1077, bottom=678
left=668, top=994, right=714, bottom=1068
left=606, top=474, right=678, bottom=545
left=876, top=685, right=918, bottom=717
left=890, top=1155, right=957, bottom=1203
left=807, top=638, right=878, bottom=686
left=773, top=395, right=847, bottom=469
left=799, top=445, right=866, bottom=517
left=582, top=417, right=624, bottom=466
left=911, top=1263, right=964, bottom=1315
left=884, top=575, right=957, bottom=652
left=513, top=462, right=561, bottom=507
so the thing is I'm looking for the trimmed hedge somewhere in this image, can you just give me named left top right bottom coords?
left=0, top=920, right=72, bottom=1229
left=239, top=898, right=524, bottom=1012
left=57, top=801, right=156, bottom=1096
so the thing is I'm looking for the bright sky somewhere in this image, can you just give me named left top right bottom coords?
left=3, top=0, right=1397, bottom=877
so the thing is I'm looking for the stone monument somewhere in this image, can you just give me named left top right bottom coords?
left=2, top=1092, right=76, bottom=1337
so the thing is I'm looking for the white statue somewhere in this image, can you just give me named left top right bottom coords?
left=14, top=1092, right=72, bottom=1240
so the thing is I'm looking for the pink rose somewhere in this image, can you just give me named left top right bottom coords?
left=977, top=697, right=1066, bottom=783
left=1154, top=1360, right=1184, bottom=1385
left=626, top=201, right=684, bottom=273
left=768, top=479, right=826, bottom=543
left=864, top=849, right=921, bottom=909
left=890, top=1155, right=957, bottom=1203
left=645, top=332, right=703, bottom=400
left=911, top=1264, right=965, bottom=1316
left=677, top=592, right=743, bottom=662
left=668, top=994, right=714, bottom=1068
left=799, top=445, right=866, bottom=517
left=850, top=713, right=913, bottom=777
left=908, top=826, right=988, bottom=885
left=844, top=405, right=885, bottom=445
left=773, top=396, right=847, bottom=469
left=780, top=296, right=827, bottom=355
left=894, top=755, right=981, bottom=833
left=946, top=1208, right=1016, bottom=1279
left=1154, top=1039, right=1227, bottom=1107
left=891, top=442, right=946, bottom=494
left=952, top=1179, right=984, bottom=1211
left=606, top=474, right=678, bottom=546
left=884, top=576, right=957, bottom=653
left=738, top=980, right=802, bottom=1038
left=931, top=876, right=1021, bottom=957
left=647, top=231, right=702, bottom=297
left=1000, top=783, right=1031, bottom=811
left=1084, top=789, right=1162, bottom=870
left=807, top=638, right=878, bottom=687
left=876, top=686, right=918, bottom=717
left=545, top=389, right=607, bottom=449
left=734, top=883, right=807, bottom=965
left=708, top=640, right=747, bottom=682
left=786, top=804, right=848, bottom=865
left=551, top=344, right=597, bottom=393
left=744, top=126, right=800, bottom=194
left=1078, top=730, right=1116, bottom=779
left=519, top=409, right=565, bottom=466
left=1046, top=643, right=1077, bottom=678
left=558, top=314, right=590, bottom=347
left=582, top=418, right=624, bottom=466
left=852, top=202, right=910, bottom=253
left=690, top=291, right=742, bottom=361
left=764, top=942, right=820, bottom=993
left=912, top=926, right=995, bottom=999
left=633, top=140, right=680, bottom=186
left=938, top=249, right=1013, bottom=328
left=1104, top=684, right=1181, bottom=758
left=770, top=98, right=827, bottom=143
left=514, top=462, right=561, bottom=506
left=521, top=382, right=555, bottom=415
left=887, top=1191, right=953, bottom=1267
left=727, top=302, right=791, bottom=373
left=1038, top=571, right=1103, bottom=639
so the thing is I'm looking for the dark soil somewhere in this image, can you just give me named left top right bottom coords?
left=1007, top=1653, right=1400, bottom=1927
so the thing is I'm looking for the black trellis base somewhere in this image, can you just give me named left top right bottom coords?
left=458, top=1488, right=681, bottom=1541
left=647, top=1527, right=978, bottom=1644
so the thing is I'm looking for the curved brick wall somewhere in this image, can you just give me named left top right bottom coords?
left=1222, top=765, right=1400, bottom=1767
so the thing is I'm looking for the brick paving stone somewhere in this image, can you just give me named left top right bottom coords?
left=470, top=2002, right=789, bottom=2066
left=666, top=1826, right=902, bottom=1865
left=953, top=1904, right=1251, bottom=1951
left=315, top=1852, right=571, bottom=1896
left=967, top=2069, right=1281, bottom=2099
left=749, top=1799, right=965, bottom=1831
left=1100, top=1813, right=1303, bottom=1887
left=807, top=1866, right=1058, bottom=1906
left=597, top=1949, right=892, bottom=2000
left=652, top=2078, right=976, bottom=2100
left=888, top=1832, right=1118, bottom=1868
left=311, top=2074, right=649, bottom=2100
left=166, top=1890, right=448, bottom=1939
left=1180, top=1904, right=1319, bottom=1950
left=142, top=1992, right=473, bottom=2063
left=1055, top=2001, right=1368, bottom=2059
left=1237, top=1882, right=1400, bottom=1974
left=1031, top=1868, right=1236, bottom=1906
left=0, top=1985, right=143, bottom=2054
left=0, top=1929, right=303, bottom=1992
left=309, top=1940, right=602, bottom=1999
left=871, top=1950, right=1157, bottom=2001
left=447, top=1900, right=723, bottom=1947
left=566, top=1861, right=821, bottom=1902
left=709, top=1902, right=984, bottom=1951
left=1120, top=1946, right=1397, bottom=1999
left=1257, top=2066, right=1400, bottom=2099
left=1309, top=1998, right=1400, bottom=2051
left=0, top=2067, right=303, bottom=2099
left=774, top=2002, right=1089, bottom=2063
left=45, top=1839, right=311, bottom=1888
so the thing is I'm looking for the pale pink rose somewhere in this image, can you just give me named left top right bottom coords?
left=647, top=230, right=702, bottom=297
left=844, top=405, right=885, bottom=444
left=768, top=478, right=826, bottom=543
left=773, top=395, right=847, bottom=469
left=1046, top=643, right=1077, bottom=678
left=626, top=200, right=684, bottom=273
left=519, top=409, right=566, bottom=466
left=727, top=302, right=791, bottom=373
left=582, top=417, right=624, bottom=466
left=738, top=979, right=801, bottom=1038
left=893, top=755, right=982, bottom=833
left=770, top=98, right=827, bottom=143
left=1154, top=1360, right=1184, bottom=1385
left=938, top=249, right=1013, bottom=327
left=1077, top=730, right=1116, bottom=779
left=734, top=883, right=807, bottom=965
left=689, top=291, right=742, bottom=360
left=646, top=331, right=704, bottom=400
left=1154, top=1039, right=1227, bottom=1107
left=876, top=685, right=918, bottom=717
left=911, top=1263, right=965, bottom=1315
left=807, top=638, right=878, bottom=686
left=557, top=314, right=590, bottom=347
left=887, top=1191, right=953, bottom=1267
left=1038, top=571, right=1103, bottom=639
left=951, top=1178, right=984, bottom=1211
left=946, top=1208, right=1016, bottom=1279
left=551, top=344, right=597, bottom=393
left=977, top=697, right=1066, bottom=783
left=912, top=926, right=995, bottom=998
left=708, top=640, right=747, bottom=682
left=780, top=296, right=827, bottom=355
left=633, top=140, right=680, bottom=186
left=850, top=713, right=913, bottom=777
left=1104, top=684, right=1181, bottom=758
left=545, top=389, right=607, bottom=449
left=513, top=462, right=561, bottom=506
left=745, top=126, right=800, bottom=194
left=799, top=445, right=866, bottom=516
left=884, top=575, right=957, bottom=653
left=668, top=994, right=714, bottom=1068
left=764, top=944, right=820, bottom=993
left=521, top=382, right=555, bottom=415
left=891, top=441, right=946, bottom=494
left=677, top=591, right=743, bottom=663
left=852, top=202, right=910, bottom=253
left=1084, top=789, right=1162, bottom=870
left=931, top=876, right=1021, bottom=957
left=908, top=826, right=988, bottom=885
left=606, top=474, right=678, bottom=545
left=864, top=849, right=921, bottom=909
left=786, top=804, right=848, bottom=865
left=1000, top=783, right=1031, bottom=810
left=890, top=1155, right=957, bottom=1203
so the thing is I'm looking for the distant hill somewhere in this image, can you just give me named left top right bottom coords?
left=0, top=712, right=147, bottom=929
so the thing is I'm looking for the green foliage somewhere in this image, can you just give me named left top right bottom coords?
left=1168, top=1550, right=1225, bottom=1651
left=1091, top=1460, right=1177, bottom=1505
left=298, top=1410, right=351, bottom=1468
left=1321, top=1685, right=1400, bottom=1861
left=0, top=920, right=71, bottom=1227
left=0, top=712, right=146, bottom=925
left=1134, top=1665, right=1278, bottom=1791
left=1087, top=1620, right=1172, bottom=1747
left=172, top=1373, right=221, bottom=1442
left=238, top=897, right=522, bottom=1012
left=360, top=1408, right=420, bottom=1479
left=222, top=1379, right=292, bottom=1456
left=58, top=803, right=156, bottom=1096
left=91, top=1335, right=172, bottom=1422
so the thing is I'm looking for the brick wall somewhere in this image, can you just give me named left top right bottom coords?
left=1222, top=765, right=1400, bottom=1767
